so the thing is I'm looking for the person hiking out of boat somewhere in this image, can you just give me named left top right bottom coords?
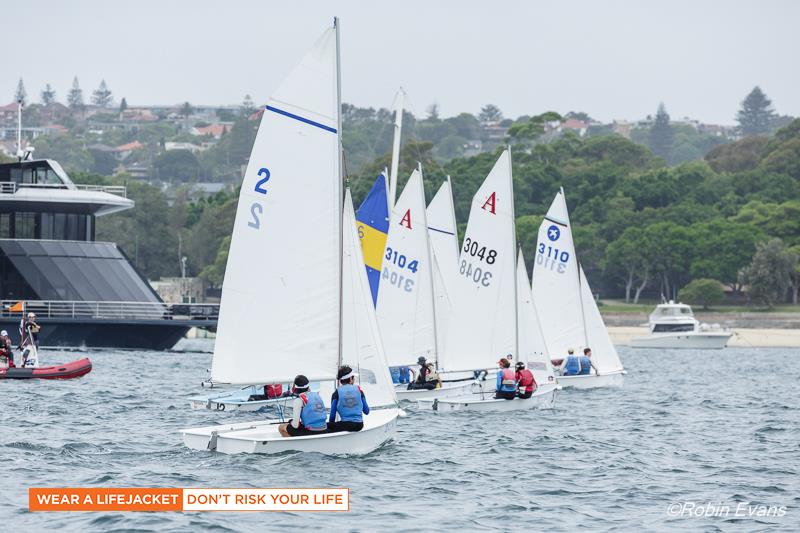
left=0, top=330, right=13, bottom=368
left=515, top=361, right=536, bottom=399
left=579, top=348, right=599, bottom=376
left=561, top=348, right=581, bottom=376
left=278, top=375, right=328, bottom=438
left=494, top=358, right=517, bottom=400
left=408, top=356, right=440, bottom=390
left=328, top=365, right=369, bottom=433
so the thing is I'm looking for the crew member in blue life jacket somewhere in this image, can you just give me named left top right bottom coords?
left=328, top=365, right=370, bottom=432
left=561, top=348, right=580, bottom=376
left=494, top=358, right=517, bottom=400
left=579, top=347, right=599, bottom=375
left=278, top=375, right=328, bottom=438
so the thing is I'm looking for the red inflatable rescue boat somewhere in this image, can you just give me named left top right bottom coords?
left=0, top=357, right=92, bottom=380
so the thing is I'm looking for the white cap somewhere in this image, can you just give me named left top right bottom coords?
left=0, top=330, right=7, bottom=336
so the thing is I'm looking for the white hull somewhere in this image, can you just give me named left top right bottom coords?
left=630, top=331, right=732, bottom=349
left=189, top=396, right=289, bottom=413
left=417, top=383, right=558, bottom=412
left=181, top=408, right=399, bottom=456
left=395, top=380, right=474, bottom=401
left=557, top=370, right=625, bottom=389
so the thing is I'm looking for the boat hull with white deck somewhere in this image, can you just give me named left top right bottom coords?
left=417, top=383, right=557, bottom=412
left=556, top=370, right=625, bottom=389
left=630, top=331, right=731, bottom=349
left=183, top=408, right=400, bottom=455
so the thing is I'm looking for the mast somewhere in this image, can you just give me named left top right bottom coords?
left=419, top=162, right=440, bottom=367
left=335, top=17, right=344, bottom=368
left=508, top=146, right=519, bottom=361
left=446, top=175, right=458, bottom=254
left=16, top=100, right=23, bottom=160
left=388, top=87, right=405, bottom=209
left=562, top=186, right=589, bottom=348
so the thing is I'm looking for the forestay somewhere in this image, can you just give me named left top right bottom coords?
left=439, top=150, right=516, bottom=372
left=579, top=265, right=624, bottom=374
left=376, top=169, right=437, bottom=367
left=212, top=28, right=340, bottom=384
left=343, top=190, right=398, bottom=408
left=517, top=250, right=555, bottom=386
left=531, top=189, right=585, bottom=359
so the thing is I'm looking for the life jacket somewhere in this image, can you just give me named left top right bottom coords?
left=516, top=369, right=536, bottom=393
left=335, top=384, right=364, bottom=422
left=563, top=355, right=580, bottom=375
left=298, top=392, right=327, bottom=430
left=578, top=356, right=592, bottom=375
left=500, top=368, right=516, bottom=388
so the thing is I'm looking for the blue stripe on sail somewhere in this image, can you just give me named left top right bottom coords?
left=428, top=226, right=455, bottom=236
left=356, top=176, right=390, bottom=233
left=544, top=216, right=568, bottom=228
left=365, top=266, right=381, bottom=307
left=265, top=105, right=337, bottom=133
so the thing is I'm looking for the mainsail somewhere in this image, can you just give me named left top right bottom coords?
left=356, top=173, right=390, bottom=306
left=211, top=27, right=340, bottom=384
left=439, top=150, right=517, bottom=372
left=376, top=169, right=437, bottom=367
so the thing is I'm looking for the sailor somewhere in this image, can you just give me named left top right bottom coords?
left=328, top=365, right=369, bottom=432
left=278, top=375, right=328, bottom=438
left=408, top=356, right=440, bottom=390
left=0, top=330, right=13, bottom=368
left=494, top=358, right=517, bottom=400
left=23, top=312, right=41, bottom=348
left=515, top=361, right=536, bottom=399
left=562, top=348, right=581, bottom=376
left=579, top=348, right=599, bottom=375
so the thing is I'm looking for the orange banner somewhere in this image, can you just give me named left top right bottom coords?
left=29, top=488, right=183, bottom=512
left=29, top=487, right=349, bottom=512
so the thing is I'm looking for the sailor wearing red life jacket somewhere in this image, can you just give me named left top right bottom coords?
left=514, top=361, right=536, bottom=399
left=494, top=358, right=517, bottom=400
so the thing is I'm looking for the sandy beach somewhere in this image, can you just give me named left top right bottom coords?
left=609, top=326, right=800, bottom=348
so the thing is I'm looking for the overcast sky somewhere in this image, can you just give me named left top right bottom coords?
left=5, top=0, right=798, bottom=125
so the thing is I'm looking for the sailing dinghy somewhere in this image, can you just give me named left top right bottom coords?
left=381, top=170, right=473, bottom=401
left=531, top=189, right=625, bottom=389
left=418, top=149, right=557, bottom=411
left=181, top=20, right=400, bottom=455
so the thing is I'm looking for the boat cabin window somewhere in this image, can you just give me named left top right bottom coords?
left=653, top=324, right=695, bottom=333
left=0, top=162, right=66, bottom=186
left=0, top=211, right=94, bottom=241
left=658, top=306, right=693, bottom=317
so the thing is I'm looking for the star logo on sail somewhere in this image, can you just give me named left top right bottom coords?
left=547, top=225, right=560, bottom=241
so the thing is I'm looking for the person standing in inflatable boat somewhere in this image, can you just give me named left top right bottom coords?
left=328, top=365, right=369, bottom=433
left=278, top=375, right=328, bottom=437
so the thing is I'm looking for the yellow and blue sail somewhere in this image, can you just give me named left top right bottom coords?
left=356, top=173, right=389, bottom=306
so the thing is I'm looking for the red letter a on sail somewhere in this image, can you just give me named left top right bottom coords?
left=481, top=192, right=496, bottom=214
left=399, top=209, right=412, bottom=229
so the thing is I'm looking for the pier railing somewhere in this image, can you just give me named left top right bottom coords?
left=0, top=182, right=127, bottom=198
left=0, top=300, right=219, bottom=321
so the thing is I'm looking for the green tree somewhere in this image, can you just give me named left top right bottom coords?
left=507, top=111, right=562, bottom=144
left=40, top=84, right=56, bottom=106
left=119, top=97, right=128, bottom=113
left=690, top=219, right=764, bottom=292
left=153, top=150, right=201, bottom=182
left=604, top=227, right=654, bottom=303
left=199, top=236, right=231, bottom=287
left=67, top=76, right=84, bottom=114
left=736, top=86, right=775, bottom=136
left=241, top=94, right=255, bottom=115
left=705, top=136, right=767, bottom=173
left=181, top=101, right=193, bottom=119
left=678, top=278, right=725, bottom=309
left=649, top=103, right=673, bottom=161
left=14, top=78, right=26, bottom=105
left=740, top=238, right=794, bottom=307
left=91, top=79, right=113, bottom=107
left=478, top=104, right=503, bottom=123
left=788, top=244, right=800, bottom=305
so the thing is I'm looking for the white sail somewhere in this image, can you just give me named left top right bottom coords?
left=439, top=150, right=516, bottom=372
left=426, top=178, right=459, bottom=363
left=517, top=250, right=555, bottom=386
left=579, top=265, right=625, bottom=374
left=376, top=169, right=437, bottom=367
left=212, top=28, right=340, bottom=384
left=530, top=189, right=585, bottom=359
left=342, top=190, right=398, bottom=408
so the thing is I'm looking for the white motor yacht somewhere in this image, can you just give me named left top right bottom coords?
left=630, top=301, right=732, bottom=349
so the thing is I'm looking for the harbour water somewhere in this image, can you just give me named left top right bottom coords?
left=1, top=342, right=797, bottom=531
